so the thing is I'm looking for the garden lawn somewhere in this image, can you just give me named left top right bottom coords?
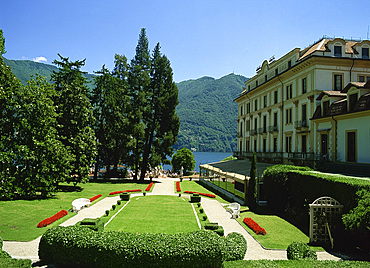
left=0, top=181, right=150, bottom=241
left=237, top=211, right=323, bottom=251
left=179, top=180, right=229, bottom=203
left=104, top=195, right=200, bottom=234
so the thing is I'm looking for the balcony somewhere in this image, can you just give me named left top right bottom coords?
left=258, top=127, right=268, bottom=134
left=237, top=132, right=243, bottom=138
left=288, top=152, right=318, bottom=161
left=294, top=120, right=309, bottom=129
left=250, top=129, right=257, bottom=135
left=268, top=125, right=279, bottom=133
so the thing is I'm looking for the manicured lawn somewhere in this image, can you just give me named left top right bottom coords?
left=104, top=195, right=200, bottom=234
left=237, top=211, right=324, bottom=251
left=223, top=260, right=370, bottom=268
left=0, top=180, right=151, bottom=241
left=178, top=180, right=229, bottom=203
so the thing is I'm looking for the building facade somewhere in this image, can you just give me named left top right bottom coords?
left=234, top=37, right=370, bottom=168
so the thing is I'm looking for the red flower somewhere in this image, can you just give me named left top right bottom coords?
left=243, top=217, right=266, bottom=235
left=183, top=191, right=216, bottom=198
left=123, top=189, right=142, bottom=193
left=37, top=210, right=68, bottom=228
left=109, top=191, right=124, bottom=195
left=176, top=181, right=181, bottom=192
left=89, top=194, right=102, bottom=202
left=145, top=182, right=154, bottom=192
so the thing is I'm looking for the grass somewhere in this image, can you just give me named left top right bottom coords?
left=0, top=180, right=150, bottom=241
left=223, top=260, right=370, bottom=268
left=237, top=211, right=324, bottom=251
left=104, top=195, right=200, bottom=234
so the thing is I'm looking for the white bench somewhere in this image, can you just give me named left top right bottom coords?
left=227, top=202, right=240, bottom=219
left=72, top=198, right=91, bottom=212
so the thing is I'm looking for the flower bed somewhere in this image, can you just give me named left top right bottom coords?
left=176, top=181, right=181, bottom=192
left=37, top=210, right=68, bottom=228
left=243, top=217, right=266, bottom=235
left=145, top=182, right=154, bottom=191
left=109, top=189, right=142, bottom=195
left=89, top=194, right=102, bottom=202
left=184, top=191, right=216, bottom=198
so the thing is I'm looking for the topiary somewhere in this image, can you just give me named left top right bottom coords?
left=112, top=204, right=116, bottom=210
left=105, top=210, right=109, bottom=216
left=199, top=208, right=204, bottom=213
left=287, top=241, right=317, bottom=260
left=117, top=200, right=121, bottom=205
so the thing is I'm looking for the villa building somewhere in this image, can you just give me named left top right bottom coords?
left=234, top=37, right=370, bottom=171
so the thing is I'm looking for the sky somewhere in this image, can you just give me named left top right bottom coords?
left=1, top=0, right=369, bottom=82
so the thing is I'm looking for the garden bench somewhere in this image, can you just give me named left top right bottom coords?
left=227, top=202, right=240, bottom=219
left=72, top=198, right=91, bottom=212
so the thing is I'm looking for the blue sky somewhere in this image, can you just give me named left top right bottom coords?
left=1, top=0, right=369, bottom=82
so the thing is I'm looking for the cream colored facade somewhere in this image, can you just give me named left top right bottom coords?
left=234, top=38, right=370, bottom=167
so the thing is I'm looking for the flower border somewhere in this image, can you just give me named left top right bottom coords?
left=243, top=217, right=266, bottom=235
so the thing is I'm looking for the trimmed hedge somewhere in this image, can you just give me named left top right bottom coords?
left=39, top=226, right=230, bottom=267
left=286, top=241, right=317, bottom=260
left=220, top=232, right=247, bottom=261
left=0, top=236, right=32, bottom=267
left=223, top=260, right=370, bottom=268
left=77, top=218, right=104, bottom=232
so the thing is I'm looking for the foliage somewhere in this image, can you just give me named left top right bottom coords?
left=52, top=54, right=97, bottom=185
left=220, top=232, right=247, bottom=261
left=39, top=226, right=225, bottom=267
left=0, top=29, right=6, bottom=55
left=286, top=241, right=317, bottom=260
left=223, top=260, right=370, bottom=268
left=221, top=155, right=237, bottom=161
left=128, top=29, right=180, bottom=180
left=247, top=152, right=257, bottom=207
left=342, top=189, right=370, bottom=233
left=92, top=59, right=131, bottom=179
left=172, top=147, right=196, bottom=173
left=174, top=74, right=248, bottom=152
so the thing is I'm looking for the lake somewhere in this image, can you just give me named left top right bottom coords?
left=163, top=151, right=233, bottom=172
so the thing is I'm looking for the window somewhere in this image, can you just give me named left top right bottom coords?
left=246, top=120, right=250, bottom=131
left=334, top=45, right=342, bottom=57
left=246, top=140, right=250, bottom=152
left=265, top=75, right=267, bottom=82
left=274, top=90, right=278, bottom=104
left=286, top=84, right=293, bottom=99
left=285, top=108, right=292, bottom=124
left=247, top=103, right=250, bottom=113
left=240, top=106, right=243, bottom=116
left=248, top=85, right=251, bottom=91
left=273, top=137, right=277, bottom=152
left=285, top=136, right=292, bottom=153
left=302, top=78, right=307, bottom=94
left=264, top=95, right=267, bottom=108
left=263, top=138, right=266, bottom=152
left=349, top=93, right=358, bottom=111
left=275, top=68, right=278, bottom=76
left=334, top=74, right=343, bottom=91
left=362, top=47, right=369, bottom=59
left=240, top=122, right=243, bottom=137
left=302, top=104, right=307, bottom=126
left=255, top=99, right=258, bottom=111
left=288, top=60, right=292, bottom=68
left=273, top=112, right=278, bottom=127
left=256, top=80, right=258, bottom=87
left=323, top=100, right=330, bottom=116
left=254, top=140, right=257, bottom=152
left=358, top=75, right=370, bottom=82
left=263, top=115, right=267, bottom=133
left=254, top=118, right=258, bottom=130
left=302, top=135, right=307, bottom=153
left=347, top=131, right=356, bottom=162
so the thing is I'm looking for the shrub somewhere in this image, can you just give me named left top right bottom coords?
left=37, top=210, right=68, bottom=228
left=0, top=250, right=10, bottom=258
left=221, top=232, right=247, bottom=261
left=89, top=194, right=102, bottom=202
left=39, top=226, right=224, bottom=267
left=204, top=223, right=219, bottom=230
left=0, top=237, right=2, bottom=249
left=145, top=182, right=154, bottom=192
left=120, top=193, right=130, bottom=201
left=184, top=191, right=216, bottom=198
left=0, top=258, right=32, bottom=267
left=197, top=203, right=201, bottom=207
left=78, top=218, right=104, bottom=232
left=112, top=204, right=116, bottom=210
left=243, top=218, right=266, bottom=235
left=287, top=241, right=317, bottom=260
left=105, top=210, right=109, bottom=216
left=199, top=208, right=204, bottom=213
left=214, top=226, right=224, bottom=236
left=203, top=215, right=208, bottom=221
left=117, top=200, right=121, bottom=205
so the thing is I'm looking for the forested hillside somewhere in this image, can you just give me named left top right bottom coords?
left=174, top=73, right=248, bottom=152
left=4, top=58, right=248, bottom=152
left=3, top=58, right=95, bottom=87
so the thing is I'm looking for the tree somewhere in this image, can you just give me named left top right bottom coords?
left=247, top=152, right=257, bottom=207
left=171, top=147, right=196, bottom=174
left=129, top=29, right=179, bottom=180
left=52, top=54, right=97, bottom=185
left=92, top=58, right=131, bottom=179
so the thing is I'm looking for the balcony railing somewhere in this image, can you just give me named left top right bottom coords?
left=250, top=129, right=257, bottom=135
left=294, top=120, right=309, bottom=129
left=237, top=132, right=243, bottom=138
left=288, top=152, right=318, bottom=160
left=268, top=125, right=279, bottom=133
left=258, top=127, right=268, bottom=134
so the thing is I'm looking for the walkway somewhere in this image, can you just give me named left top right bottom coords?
left=3, top=177, right=341, bottom=264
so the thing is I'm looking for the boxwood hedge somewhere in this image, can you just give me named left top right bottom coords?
left=39, top=226, right=247, bottom=267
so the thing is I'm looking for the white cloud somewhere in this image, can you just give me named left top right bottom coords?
left=33, top=56, right=47, bottom=63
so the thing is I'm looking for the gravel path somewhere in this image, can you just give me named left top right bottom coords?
left=3, top=177, right=341, bottom=264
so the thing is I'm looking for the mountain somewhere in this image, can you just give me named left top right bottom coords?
left=174, top=73, right=248, bottom=152
left=4, top=58, right=248, bottom=152
left=3, top=58, right=95, bottom=87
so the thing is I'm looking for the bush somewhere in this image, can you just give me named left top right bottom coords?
left=0, top=250, right=11, bottom=258
left=203, top=215, right=208, bottom=221
left=199, top=208, right=204, bottom=213
left=221, top=232, right=247, bottom=261
left=117, top=200, right=121, bottom=206
left=39, top=226, right=224, bottom=268
left=0, top=237, right=2, bottom=249
left=120, top=193, right=130, bottom=201
left=204, top=223, right=219, bottom=230
left=77, top=218, right=104, bottom=232
left=105, top=210, right=109, bottom=216
left=0, top=258, right=32, bottom=267
left=197, top=203, right=201, bottom=207
left=287, top=241, right=317, bottom=260
left=214, top=226, right=224, bottom=236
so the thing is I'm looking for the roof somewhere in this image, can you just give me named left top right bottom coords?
left=342, top=81, right=370, bottom=93
left=317, top=90, right=347, bottom=100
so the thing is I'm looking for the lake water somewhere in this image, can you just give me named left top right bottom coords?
left=163, top=152, right=233, bottom=172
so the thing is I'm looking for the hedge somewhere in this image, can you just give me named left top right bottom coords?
left=286, top=241, right=317, bottom=260
left=39, top=226, right=235, bottom=267
left=0, top=236, right=32, bottom=267
left=223, top=260, right=370, bottom=268
left=220, top=232, right=248, bottom=261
